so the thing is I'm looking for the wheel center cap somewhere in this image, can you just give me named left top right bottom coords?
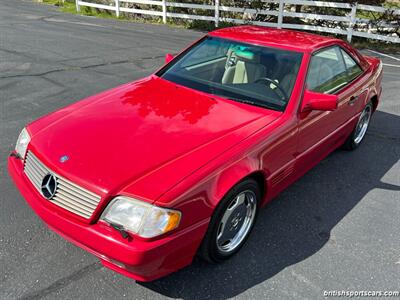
left=232, top=219, right=239, bottom=228
left=230, top=213, right=243, bottom=230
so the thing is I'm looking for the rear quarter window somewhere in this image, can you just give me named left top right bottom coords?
left=341, top=49, right=363, bottom=82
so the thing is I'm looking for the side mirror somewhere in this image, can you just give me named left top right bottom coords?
left=165, top=53, right=174, bottom=64
left=301, top=89, right=338, bottom=112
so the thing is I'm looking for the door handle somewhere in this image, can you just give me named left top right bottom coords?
left=348, top=95, right=358, bottom=106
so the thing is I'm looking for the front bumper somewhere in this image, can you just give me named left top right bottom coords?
left=8, top=155, right=209, bottom=281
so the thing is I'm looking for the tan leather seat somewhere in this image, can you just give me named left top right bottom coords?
left=222, top=51, right=265, bottom=84
left=279, top=59, right=301, bottom=95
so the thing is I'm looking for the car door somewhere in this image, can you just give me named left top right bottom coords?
left=338, top=47, right=368, bottom=119
left=296, top=46, right=357, bottom=171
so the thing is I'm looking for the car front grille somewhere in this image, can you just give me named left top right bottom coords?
left=24, top=150, right=101, bottom=219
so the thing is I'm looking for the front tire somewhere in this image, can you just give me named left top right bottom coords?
left=343, top=101, right=373, bottom=150
left=199, top=178, right=260, bottom=263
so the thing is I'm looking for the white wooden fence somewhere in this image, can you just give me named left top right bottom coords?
left=75, top=0, right=400, bottom=43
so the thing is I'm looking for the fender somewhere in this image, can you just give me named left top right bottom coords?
left=363, top=56, right=382, bottom=111
left=362, top=77, right=380, bottom=113
left=365, top=88, right=377, bottom=107
left=153, top=151, right=266, bottom=230
left=209, top=155, right=264, bottom=209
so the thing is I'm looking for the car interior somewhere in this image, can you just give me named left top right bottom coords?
left=181, top=46, right=300, bottom=96
left=160, top=38, right=304, bottom=110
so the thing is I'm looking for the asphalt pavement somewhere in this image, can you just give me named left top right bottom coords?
left=0, top=0, right=399, bottom=299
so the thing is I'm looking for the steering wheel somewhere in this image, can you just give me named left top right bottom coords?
left=255, top=77, right=288, bottom=101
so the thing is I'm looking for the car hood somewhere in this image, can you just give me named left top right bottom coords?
left=29, top=76, right=281, bottom=202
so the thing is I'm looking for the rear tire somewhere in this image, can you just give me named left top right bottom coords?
left=343, top=101, right=373, bottom=150
left=198, top=178, right=260, bottom=263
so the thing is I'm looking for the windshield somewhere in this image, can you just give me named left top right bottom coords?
left=157, top=36, right=303, bottom=111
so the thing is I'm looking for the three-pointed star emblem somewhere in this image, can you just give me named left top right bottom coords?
left=40, top=173, right=57, bottom=199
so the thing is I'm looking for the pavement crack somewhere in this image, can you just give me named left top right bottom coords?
left=0, top=47, right=37, bottom=61
left=367, top=131, right=400, bottom=142
left=0, top=55, right=164, bottom=79
left=0, top=68, right=66, bottom=79
left=18, top=262, right=102, bottom=300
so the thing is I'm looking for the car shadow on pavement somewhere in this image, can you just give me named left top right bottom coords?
left=140, top=110, right=400, bottom=299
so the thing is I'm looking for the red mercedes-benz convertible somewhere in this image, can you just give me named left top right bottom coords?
left=8, top=26, right=382, bottom=281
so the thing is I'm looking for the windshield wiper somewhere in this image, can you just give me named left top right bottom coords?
left=225, top=96, right=278, bottom=111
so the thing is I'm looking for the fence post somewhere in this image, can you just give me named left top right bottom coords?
left=347, top=2, right=357, bottom=42
left=215, top=0, right=219, bottom=27
left=75, top=0, right=80, bottom=12
left=162, top=0, right=167, bottom=24
left=115, top=0, right=120, bottom=17
left=277, top=0, right=284, bottom=29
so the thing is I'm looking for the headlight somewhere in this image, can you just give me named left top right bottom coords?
left=15, top=127, right=31, bottom=160
left=101, top=196, right=181, bottom=238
